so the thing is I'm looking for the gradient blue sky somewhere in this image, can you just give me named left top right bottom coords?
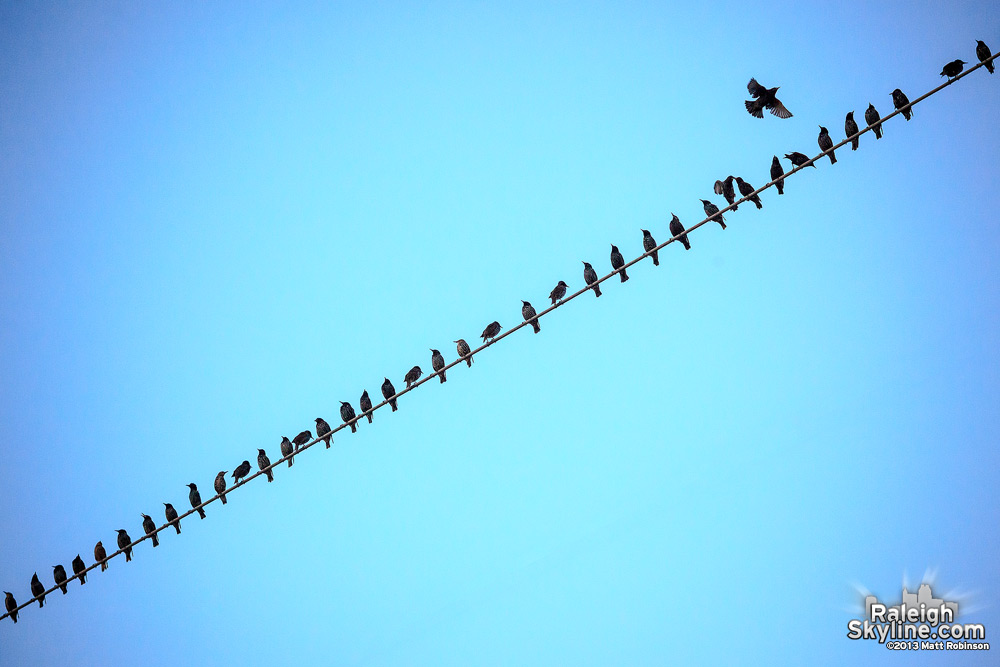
left=1, top=2, right=998, bottom=665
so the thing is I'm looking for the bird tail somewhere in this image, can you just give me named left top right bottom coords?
left=174, top=523, right=181, bottom=534
left=325, top=436, right=331, bottom=449
left=439, top=371, right=447, bottom=383
left=125, top=550, right=131, bottom=562
left=851, top=138, right=858, bottom=151
left=593, top=284, right=601, bottom=297
left=38, top=598, right=44, bottom=608
left=753, top=198, right=763, bottom=210
left=465, top=356, right=473, bottom=367
left=652, top=251, right=659, bottom=266
left=531, top=320, right=541, bottom=333
left=903, top=109, right=912, bottom=121
left=719, top=219, right=727, bottom=229
left=151, top=534, right=159, bottom=548
left=987, top=61, right=995, bottom=74
left=390, top=399, right=398, bottom=411
left=266, top=470, right=274, bottom=482
left=366, top=413, right=373, bottom=423
left=60, top=583, right=67, bottom=594
left=874, top=124, right=883, bottom=139
left=681, top=236, right=691, bottom=250
left=288, top=456, right=294, bottom=467
left=829, top=152, right=837, bottom=164
left=619, top=269, right=628, bottom=283
left=100, top=561, right=107, bottom=571
left=350, top=422, right=358, bottom=432
left=744, top=99, right=764, bottom=118
left=80, top=575, right=86, bottom=585
left=220, top=493, right=227, bottom=505
left=197, top=508, right=206, bottom=520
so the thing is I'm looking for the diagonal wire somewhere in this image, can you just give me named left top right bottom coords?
left=2, top=49, right=996, bottom=624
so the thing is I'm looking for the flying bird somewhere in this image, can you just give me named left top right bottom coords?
left=117, top=529, right=133, bottom=562
left=214, top=472, right=228, bottom=504
left=53, top=565, right=68, bottom=594
left=31, top=572, right=45, bottom=607
left=188, top=483, right=206, bottom=519
left=845, top=112, right=860, bottom=150
left=701, top=199, right=726, bottom=229
left=890, top=89, right=912, bottom=121
left=232, top=460, right=252, bottom=485
left=735, top=177, right=762, bottom=209
left=455, top=339, right=473, bottom=367
left=744, top=78, right=793, bottom=119
left=641, top=229, right=659, bottom=265
left=257, top=449, right=273, bottom=482
left=381, top=378, right=398, bottom=411
left=610, top=245, right=628, bottom=282
left=784, top=152, right=815, bottom=169
left=669, top=214, right=690, bottom=250
left=431, top=349, right=447, bottom=382
left=340, top=401, right=358, bottom=431
left=865, top=104, right=883, bottom=139
left=817, top=126, right=836, bottom=164
left=164, top=503, right=181, bottom=534
left=583, top=262, right=601, bottom=297
left=714, top=176, right=738, bottom=210
left=4, top=592, right=16, bottom=623
left=72, top=555, right=87, bottom=585
left=977, top=40, right=994, bottom=74
left=481, top=321, right=502, bottom=342
left=280, top=436, right=294, bottom=466
left=940, top=59, right=966, bottom=79
left=142, top=514, right=159, bottom=547
left=522, top=301, right=540, bottom=333
left=94, top=541, right=108, bottom=571
left=404, top=365, right=422, bottom=388
left=549, top=281, right=568, bottom=305
left=769, top=157, right=785, bottom=195
left=360, top=390, right=374, bottom=422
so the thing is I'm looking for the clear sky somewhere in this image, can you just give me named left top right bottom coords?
left=1, top=1, right=998, bottom=665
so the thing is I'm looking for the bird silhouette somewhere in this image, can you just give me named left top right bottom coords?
left=769, top=157, right=785, bottom=195
left=341, top=401, right=358, bottom=431
left=455, top=339, right=473, bottom=367
left=845, top=112, right=860, bottom=151
left=481, top=321, right=502, bottom=342
left=257, top=449, right=273, bottom=482
left=214, top=471, right=228, bottom=504
left=610, top=245, right=628, bottom=282
left=940, top=59, right=966, bottom=79
left=164, top=503, right=181, bottom=534
left=548, top=281, right=568, bottom=305
left=583, top=262, right=601, bottom=297
left=818, top=126, right=836, bottom=164
left=784, top=152, right=815, bottom=169
left=522, top=301, right=541, bottom=332
left=865, top=104, right=883, bottom=139
left=431, top=349, right=447, bottom=381
left=404, top=365, right=422, bottom=388
left=381, top=378, right=398, bottom=411
left=735, top=177, right=762, bottom=209
left=142, top=514, right=159, bottom=547
left=31, top=573, right=45, bottom=607
left=53, top=565, right=68, bottom=593
left=745, top=78, right=793, bottom=118
left=116, top=529, right=133, bottom=562
left=701, top=199, right=726, bottom=229
left=714, top=176, right=738, bottom=210
left=977, top=40, right=994, bottom=74
left=232, top=460, right=252, bottom=485
left=360, top=390, right=374, bottom=422
left=891, top=89, right=912, bottom=121
left=669, top=214, right=690, bottom=250
left=641, top=230, right=659, bottom=265
left=72, top=555, right=87, bottom=585
left=280, top=436, right=294, bottom=466
left=188, top=483, right=206, bottom=519
left=4, top=592, right=16, bottom=623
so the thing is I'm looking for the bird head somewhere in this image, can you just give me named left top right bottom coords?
left=341, top=401, right=350, bottom=406
left=558, top=281, right=568, bottom=287
left=641, top=229, right=650, bottom=236
left=819, top=125, right=827, bottom=132
left=316, top=417, right=323, bottom=423
left=847, top=110, right=854, bottom=118
left=257, top=448, right=266, bottom=455
left=117, top=529, right=126, bottom=535
left=431, top=348, right=440, bottom=354
left=218, top=471, right=227, bottom=476
left=610, top=245, right=618, bottom=253
left=163, top=503, right=170, bottom=508
left=187, top=483, right=196, bottom=489
left=671, top=213, right=678, bottom=221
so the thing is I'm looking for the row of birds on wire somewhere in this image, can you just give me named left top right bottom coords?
left=3, top=40, right=997, bottom=627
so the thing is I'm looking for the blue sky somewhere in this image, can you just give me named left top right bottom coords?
left=1, top=1, right=998, bottom=664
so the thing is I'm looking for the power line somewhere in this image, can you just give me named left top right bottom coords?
left=2, top=50, right=996, bottom=625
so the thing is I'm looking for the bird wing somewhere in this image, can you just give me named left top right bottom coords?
left=713, top=180, right=724, bottom=195
left=747, top=78, right=766, bottom=98
left=767, top=100, right=793, bottom=119
left=744, top=99, right=765, bottom=118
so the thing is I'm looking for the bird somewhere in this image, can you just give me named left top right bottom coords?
left=455, top=339, right=473, bottom=367
left=94, top=541, right=108, bottom=571
left=891, top=89, right=912, bottom=121
left=404, top=365, right=422, bottom=388
left=360, top=390, right=374, bottom=422
left=714, top=176, right=738, bottom=210
left=117, top=529, right=133, bottom=562
left=818, top=126, right=836, bottom=164
left=381, top=378, right=398, bottom=411
left=214, top=471, right=228, bottom=504
left=583, top=262, right=601, bottom=297
left=4, top=592, right=16, bottom=623
left=977, top=40, right=994, bottom=74
left=744, top=78, right=793, bottom=118
left=164, top=503, right=181, bottom=534
left=142, top=513, right=159, bottom=547
left=295, top=428, right=316, bottom=450
left=31, top=572, right=45, bottom=607
left=769, top=157, right=785, bottom=195
left=865, top=103, right=883, bottom=139
left=845, top=112, right=860, bottom=151
left=735, top=177, right=762, bottom=209
left=257, top=449, right=273, bottom=482
left=669, top=214, right=690, bottom=250
left=940, top=59, right=966, bottom=79
left=72, top=555, right=87, bottom=585
left=784, top=152, right=815, bottom=169
left=521, top=301, right=540, bottom=333
left=641, top=229, right=659, bottom=265
left=53, top=564, right=68, bottom=594
left=186, top=483, right=206, bottom=519
left=701, top=199, right=726, bottom=229
left=610, top=245, right=628, bottom=283
left=431, top=348, right=447, bottom=381
left=549, top=280, right=568, bottom=305
left=280, top=436, right=294, bottom=466
left=481, top=321, right=502, bottom=342
left=232, top=460, right=252, bottom=485
left=340, top=401, right=357, bottom=431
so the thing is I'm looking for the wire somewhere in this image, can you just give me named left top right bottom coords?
left=2, top=49, right=996, bottom=624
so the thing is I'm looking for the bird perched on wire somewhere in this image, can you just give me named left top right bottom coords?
left=817, top=126, right=836, bottom=164
left=769, top=157, right=785, bottom=195
left=404, top=365, right=422, bottom=388
left=94, top=541, right=108, bottom=571
left=4, top=592, right=16, bottom=623
left=340, top=401, right=358, bottom=431
left=784, top=152, right=815, bottom=169
left=381, top=378, right=398, bottom=411
left=164, top=503, right=181, bottom=534
left=53, top=564, right=68, bottom=594
left=360, top=390, right=374, bottom=422
left=522, top=301, right=540, bottom=333
left=257, top=449, right=273, bottom=482
left=977, top=40, right=994, bottom=74
left=232, top=460, right=252, bottom=485
left=549, top=281, right=568, bottom=305
left=280, top=436, right=294, bottom=466
left=940, top=59, right=966, bottom=79
left=31, top=573, right=45, bottom=607
left=845, top=112, right=860, bottom=151
left=214, top=472, right=228, bottom=504
left=188, top=483, right=206, bottom=519
left=72, top=555, right=87, bottom=585
left=744, top=78, right=793, bottom=119
left=701, top=199, right=726, bottom=229
left=431, top=349, right=447, bottom=381
left=641, top=229, right=659, bottom=265
left=142, top=514, right=159, bottom=547
left=297, top=427, right=317, bottom=450
left=735, top=177, right=762, bottom=209
left=481, top=321, right=502, bottom=342
left=610, top=245, right=628, bottom=283
left=865, top=103, right=883, bottom=139
left=583, top=262, right=601, bottom=297
left=117, top=529, right=133, bottom=562
left=455, top=339, right=473, bottom=367
left=714, top=176, right=738, bottom=210
left=890, top=89, right=912, bottom=120
left=669, top=214, right=690, bottom=250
